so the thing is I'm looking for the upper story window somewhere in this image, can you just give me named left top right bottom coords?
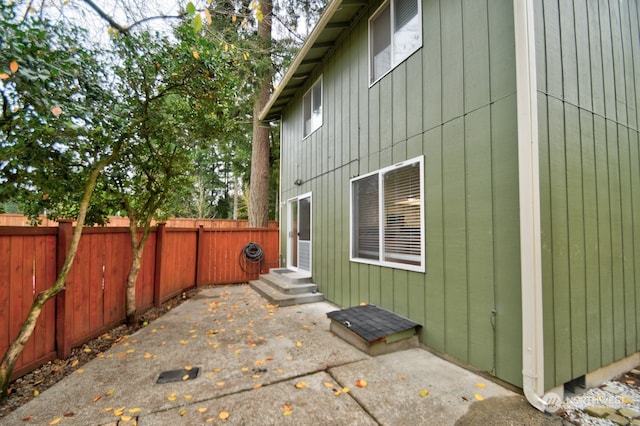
left=369, top=0, right=422, bottom=84
left=350, top=156, right=425, bottom=273
left=303, top=76, right=322, bottom=137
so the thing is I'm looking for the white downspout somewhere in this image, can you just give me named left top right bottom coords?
left=513, top=0, right=562, bottom=413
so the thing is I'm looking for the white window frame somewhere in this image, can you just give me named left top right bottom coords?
left=303, top=76, right=323, bottom=138
left=350, top=155, right=425, bottom=273
left=369, top=0, right=423, bottom=85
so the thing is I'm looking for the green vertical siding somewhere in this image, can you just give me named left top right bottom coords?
left=535, top=0, right=640, bottom=389
left=278, top=0, right=521, bottom=387
left=491, top=95, right=522, bottom=386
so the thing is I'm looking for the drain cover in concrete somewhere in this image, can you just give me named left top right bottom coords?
left=156, top=367, right=200, bottom=384
left=327, top=304, right=421, bottom=343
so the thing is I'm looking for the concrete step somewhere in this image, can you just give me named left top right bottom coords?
left=249, top=279, right=324, bottom=307
left=270, top=268, right=314, bottom=285
left=259, top=273, right=318, bottom=295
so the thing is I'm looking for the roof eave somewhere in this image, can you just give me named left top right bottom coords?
left=258, top=0, right=345, bottom=122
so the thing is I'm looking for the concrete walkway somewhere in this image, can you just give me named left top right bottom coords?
left=1, top=285, right=561, bottom=425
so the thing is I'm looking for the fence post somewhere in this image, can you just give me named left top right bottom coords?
left=55, top=219, right=73, bottom=359
left=196, top=225, right=204, bottom=287
left=153, top=223, right=166, bottom=307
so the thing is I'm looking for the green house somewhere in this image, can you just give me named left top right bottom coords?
left=259, top=0, right=640, bottom=411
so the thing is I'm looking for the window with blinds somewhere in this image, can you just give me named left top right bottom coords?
left=303, top=76, right=322, bottom=137
left=350, top=156, right=425, bottom=272
left=369, top=0, right=421, bottom=85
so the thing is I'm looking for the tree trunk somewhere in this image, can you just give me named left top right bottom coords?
left=125, top=214, right=153, bottom=325
left=248, top=0, right=273, bottom=228
left=0, top=161, right=108, bottom=403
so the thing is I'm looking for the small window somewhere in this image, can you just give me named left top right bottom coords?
left=369, top=0, right=422, bottom=84
left=350, top=156, right=425, bottom=272
left=303, top=76, right=322, bottom=137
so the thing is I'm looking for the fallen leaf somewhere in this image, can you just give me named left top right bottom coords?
left=83, top=348, right=92, bottom=353
left=474, top=393, right=484, bottom=401
left=241, top=367, right=249, bottom=372
left=620, top=397, right=633, bottom=404
left=294, top=381, right=308, bottom=389
left=182, top=374, right=190, bottom=381
left=106, top=389, right=115, bottom=396
left=128, top=407, right=141, bottom=413
left=179, top=409, right=187, bottom=416
left=76, top=369, right=84, bottom=374
left=184, top=365, right=192, bottom=371
left=0, top=72, right=10, bottom=80
left=333, top=389, right=342, bottom=396
left=103, top=407, right=113, bottom=412
left=295, top=341, right=303, bottom=347
left=323, top=382, right=334, bottom=388
left=144, top=352, right=152, bottom=359
left=419, top=389, right=430, bottom=397
left=92, top=395, right=101, bottom=402
left=475, top=383, right=486, bottom=389
left=253, top=383, right=263, bottom=389
left=198, top=407, right=208, bottom=413
left=33, top=390, right=39, bottom=396
left=71, top=359, right=79, bottom=367
left=49, top=418, right=62, bottom=425
left=113, top=407, right=125, bottom=416
left=342, top=387, right=350, bottom=393
left=121, top=415, right=132, bottom=421
left=21, top=417, right=32, bottom=421
left=184, top=394, right=193, bottom=400
left=397, top=375, right=406, bottom=381
left=9, top=60, right=18, bottom=73
left=216, top=381, right=225, bottom=387
left=219, top=411, right=230, bottom=420
left=355, top=379, right=367, bottom=388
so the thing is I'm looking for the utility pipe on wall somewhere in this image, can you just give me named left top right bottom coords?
left=513, top=0, right=561, bottom=413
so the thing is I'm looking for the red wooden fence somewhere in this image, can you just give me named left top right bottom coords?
left=0, top=222, right=279, bottom=380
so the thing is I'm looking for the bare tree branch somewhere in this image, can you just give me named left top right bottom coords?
left=80, top=0, right=182, bottom=35
left=127, top=13, right=185, bottom=31
left=81, top=0, right=130, bottom=33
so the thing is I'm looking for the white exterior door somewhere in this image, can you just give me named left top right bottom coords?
left=287, top=193, right=312, bottom=273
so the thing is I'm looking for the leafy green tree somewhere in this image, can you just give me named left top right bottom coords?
left=191, top=0, right=326, bottom=227
left=0, top=3, right=124, bottom=401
